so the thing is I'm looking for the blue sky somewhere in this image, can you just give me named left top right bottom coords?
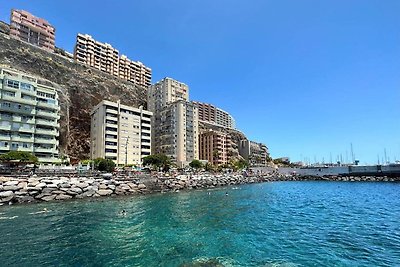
left=1, top=0, right=399, bottom=164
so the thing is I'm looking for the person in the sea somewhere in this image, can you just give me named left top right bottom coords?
left=120, top=210, right=127, bottom=216
left=29, top=208, right=49, bottom=215
left=225, top=192, right=229, bottom=196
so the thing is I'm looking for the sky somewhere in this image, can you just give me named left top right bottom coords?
left=1, top=0, right=399, bottom=164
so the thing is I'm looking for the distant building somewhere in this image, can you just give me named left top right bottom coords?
left=0, top=67, right=60, bottom=163
left=193, top=101, right=235, bottom=129
left=148, top=78, right=198, bottom=167
left=239, top=140, right=269, bottom=167
left=90, top=100, right=152, bottom=166
left=199, top=129, right=232, bottom=166
left=10, top=9, right=55, bottom=52
left=74, top=34, right=151, bottom=87
left=74, top=33, right=119, bottom=76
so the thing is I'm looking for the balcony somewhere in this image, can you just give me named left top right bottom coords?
left=18, top=127, right=35, bottom=133
left=11, top=136, right=34, bottom=143
left=0, top=146, right=9, bottom=151
left=106, top=108, right=118, bottom=114
left=36, top=110, right=60, bottom=119
left=18, top=147, right=34, bottom=152
left=0, top=105, right=36, bottom=115
left=36, top=119, right=59, bottom=127
left=20, top=88, right=36, bottom=97
left=0, top=124, right=11, bottom=131
left=34, top=147, right=57, bottom=154
left=0, top=135, right=11, bottom=141
left=19, top=97, right=37, bottom=106
left=37, top=101, right=60, bottom=110
left=34, top=138, right=58, bottom=145
left=105, top=152, right=117, bottom=157
left=35, top=128, right=57, bottom=136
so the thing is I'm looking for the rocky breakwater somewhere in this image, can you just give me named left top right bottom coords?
left=0, top=176, right=150, bottom=205
left=0, top=173, right=269, bottom=205
left=156, top=173, right=268, bottom=192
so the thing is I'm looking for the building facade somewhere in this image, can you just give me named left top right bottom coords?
left=154, top=100, right=198, bottom=167
left=148, top=78, right=198, bottom=167
left=74, top=34, right=119, bottom=76
left=148, top=77, right=189, bottom=112
left=10, top=9, right=55, bottom=52
left=74, top=34, right=152, bottom=87
left=239, top=140, right=269, bottom=167
left=90, top=100, right=152, bottom=166
left=193, top=101, right=235, bottom=129
left=199, top=129, right=232, bottom=166
left=0, top=67, right=60, bottom=163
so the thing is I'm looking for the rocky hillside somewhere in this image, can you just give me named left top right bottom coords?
left=0, top=34, right=147, bottom=161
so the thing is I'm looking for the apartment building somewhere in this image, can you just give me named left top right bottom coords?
left=239, top=140, right=269, bottom=167
left=0, top=67, right=60, bottom=163
left=148, top=78, right=198, bottom=167
left=74, top=34, right=119, bottom=76
left=193, top=101, right=235, bottom=129
left=90, top=100, right=152, bottom=166
left=148, top=77, right=189, bottom=111
left=10, top=9, right=56, bottom=52
left=199, top=129, right=232, bottom=166
left=154, top=100, right=198, bottom=167
left=73, top=34, right=152, bottom=87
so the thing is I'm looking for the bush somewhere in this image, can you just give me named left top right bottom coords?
left=97, top=159, right=116, bottom=172
left=189, top=159, right=203, bottom=169
left=0, top=151, right=38, bottom=163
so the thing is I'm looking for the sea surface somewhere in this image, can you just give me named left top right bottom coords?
left=0, top=181, right=399, bottom=267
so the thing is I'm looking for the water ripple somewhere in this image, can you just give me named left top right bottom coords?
left=0, top=182, right=400, bottom=266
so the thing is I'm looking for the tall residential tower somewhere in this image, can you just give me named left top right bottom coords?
left=148, top=78, right=198, bottom=167
left=90, top=100, right=152, bottom=166
left=0, top=67, right=60, bottom=163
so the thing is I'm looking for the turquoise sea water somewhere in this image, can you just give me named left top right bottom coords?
left=0, top=181, right=399, bottom=266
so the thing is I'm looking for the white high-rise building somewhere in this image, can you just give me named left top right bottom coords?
left=0, top=67, right=60, bottom=163
left=90, top=100, right=152, bottom=166
left=148, top=78, right=198, bottom=167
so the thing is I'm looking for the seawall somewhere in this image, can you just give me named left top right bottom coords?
left=0, top=173, right=399, bottom=205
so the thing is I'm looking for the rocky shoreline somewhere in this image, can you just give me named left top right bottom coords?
left=0, top=173, right=399, bottom=205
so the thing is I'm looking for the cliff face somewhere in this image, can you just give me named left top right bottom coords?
left=0, top=34, right=147, bottom=161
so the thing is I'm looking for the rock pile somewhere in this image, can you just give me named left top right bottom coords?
left=0, top=176, right=149, bottom=205
left=0, top=173, right=399, bottom=205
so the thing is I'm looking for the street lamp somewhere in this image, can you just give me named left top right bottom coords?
left=125, top=136, right=130, bottom=166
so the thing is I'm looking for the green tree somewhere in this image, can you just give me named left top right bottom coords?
left=230, top=158, right=249, bottom=171
left=189, top=159, right=203, bottom=170
left=0, top=151, right=38, bottom=163
left=204, top=163, right=214, bottom=172
left=97, top=158, right=116, bottom=172
left=143, top=154, right=171, bottom=171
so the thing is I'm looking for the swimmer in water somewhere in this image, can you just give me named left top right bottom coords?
left=120, top=210, right=127, bottom=216
left=29, top=208, right=49, bottom=215
left=225, top=192, right=229, bottom=196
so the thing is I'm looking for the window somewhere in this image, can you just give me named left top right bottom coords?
left=20, top=83, right=33, bottom=91
left=3, top=91, right=15, bottom=97
left=0, top=141, right=8, bottom=147
left=1, top=102, right=11, bottom=108
left=6, top=80, right=19, bottom=89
